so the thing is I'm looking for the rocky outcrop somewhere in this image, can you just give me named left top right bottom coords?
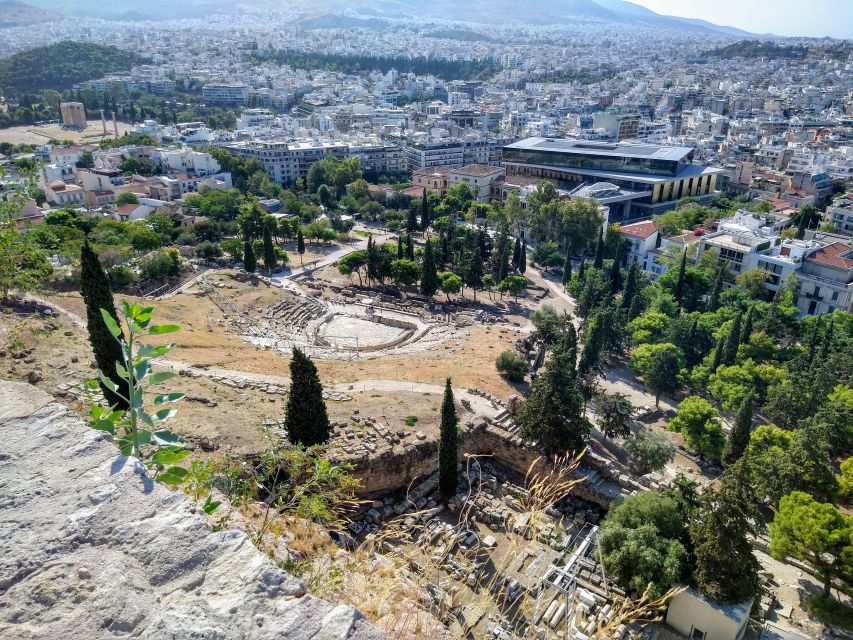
left=0, top=381, right=386, bottom=640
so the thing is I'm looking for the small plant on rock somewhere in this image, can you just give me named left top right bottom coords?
left=84, top=301, right=190, bottom=486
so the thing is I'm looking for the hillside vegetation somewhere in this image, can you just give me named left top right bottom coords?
left=0, top=41, right=150, bottom=93
left=702, top=40, right=809, bottom=60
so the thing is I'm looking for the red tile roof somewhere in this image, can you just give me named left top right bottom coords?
left=619, top=220, right=659, bottom=239
left=809, top=242, right=853, bottom=270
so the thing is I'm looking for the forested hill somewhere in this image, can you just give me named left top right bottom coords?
left=0, top=41, right=151, bottom=94
left=702, top=40, right=809, bottom=60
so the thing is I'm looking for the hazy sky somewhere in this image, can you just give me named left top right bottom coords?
left=634, top=0, right=852, bottom=39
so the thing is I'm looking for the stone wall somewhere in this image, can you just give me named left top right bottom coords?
left=0, top=381, right=386, bottom=640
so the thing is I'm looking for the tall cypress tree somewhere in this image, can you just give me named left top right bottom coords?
left=722, top=311, right=742, bottom=366
left=397, top=235, right=404, bottom=260
left=438, top=378, right=459, bottom=502
left=708, top=268, right=724, bottom=312
left=674, top=248, right=687, bottom=307
left=243, top=240, right=256, bottom=272
left=628, top=290, right=643, bottom=320
left=577, top=258, right=586, bottom=281
left=406, top=234, right=415, bottom=260
left=284, top=348, right=330, bottom=447
left=511, top=237, right=521, bottom=271
left=621, top=263, right=639, bottom=309
left=262, top=225, right=276, bottom=274
left=519, top=241, right=527, bottom=274
left=739, top=306, right=754, bottom=345
left=562, top=251, right=572, bottom=286
left=710, top=334, right=725, bottom=372
left=593, top=233, right=604, bottom=269
left=420, top=190, right=430, bottom=231
left=420, top=239, right=439, bottom=297
left=609, top=246, right=622, bottom=294
left=80, top=240, right=128, bottom=410
left=297, top=228, right=305, bottom=265
left=722, top=393, right=752, bottom=467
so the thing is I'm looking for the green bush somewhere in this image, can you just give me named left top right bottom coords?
left=808, top=596, right=853, bottom=630
left=107, top=265, right=135, bottom=291
left=495, top=350, right=528, bottom=382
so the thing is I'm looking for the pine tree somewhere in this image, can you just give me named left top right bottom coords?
left=297, top=228, right=305, bottom=266
left=609, top=246, right=622, bottom=294
left=710, top=334, right=725, bottom=372
left=708, top=268, right=724, bottom=312
left=578, top=258, right=586, bottom=281
left=562, top=251, right=572, bottom=286
left=438, top=378, right=459, bottom=502
left=722, top=311, right=742, bottom=366
left=519, top=241, right=527, bottom=274
left=243, top=240, right=256, bottom=273
left=407, top=204, right=419, bottom=233
left=283, top=348, right=330, bottom=446
left=621, top=263, right=639, bottom=309
left=420, top=239, right=439, bottom=297
left=593, top=233, right=604, bottom=269
left=511, top=237, right=521, bottom=271
left=80, top=240, right=128, bottom=410
left=421, top=190, right=430, bottom=231
left=674, top=248, right=687, bottom=307
left=397, top=235, right=404, bottom=260
left=262, top=225, right=276, bottom=274
left=739, top=306, right=754, bottom=345
left=406, top=234, right=415, bottom=260
left=722, top=393, right=752, bottom=467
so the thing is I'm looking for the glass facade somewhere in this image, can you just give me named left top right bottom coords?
left=503, top=148, right=684, bottom=177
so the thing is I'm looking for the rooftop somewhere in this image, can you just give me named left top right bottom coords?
left=619, top=220, right=659, bottom=239
left=505, top=137, right=694, bottom=162
left=808, top=242, right=853, bottom=270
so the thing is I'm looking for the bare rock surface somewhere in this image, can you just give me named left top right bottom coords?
left=0, top=381, right=386, bottom=640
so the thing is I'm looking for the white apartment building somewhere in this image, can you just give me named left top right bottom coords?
left=828, top=194, right=853, bottom=236
left=405, top=139, right=465, bottom=170
left=202, top=83, right=248, bottom=105
left=154, top=148, right=222, bottom=176
left=224, top=139, right=349, bottom=185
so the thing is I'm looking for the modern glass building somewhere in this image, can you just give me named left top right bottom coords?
left=502, top=137, right=723, bottom=220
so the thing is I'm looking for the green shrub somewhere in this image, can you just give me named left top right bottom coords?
left=495, top=350, right=528, bottom=382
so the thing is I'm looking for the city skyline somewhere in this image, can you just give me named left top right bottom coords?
left=635, top=0, right=853, bottom=39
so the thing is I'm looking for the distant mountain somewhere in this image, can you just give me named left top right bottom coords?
left=0, top=0, right=61, bottom=28
left=8, top=0, right=762, bottom=37
left=295, top=14, right=387, bottom=31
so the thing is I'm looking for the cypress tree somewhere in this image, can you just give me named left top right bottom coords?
left=421, top=190, right=430, bottom=231
left=562, top=251, right=572, bottom=286
left=710, top=334, right=725, bottom=372
left=578, top=258, right=586, bottom=281
left=243, top=240, right=256, bottom=273
left=628, top=290, right=643, bottom=320
left=722, top=311, right=742, bottom=366
left=609, top=246, right=622, bottom=294
left=283, top=348, right=330, bottom=447
left=397, top=235, right=404, bottom=260
left=739, top=306, right=754, bottom=345
left=511, top=237, right=521, bottom=271
left=593, top=233, right=604, bottom=269
left=406, top=234, right=415, bottom=260
left=519, top=241, right=527, bottom=274
left=674, top=248, right=687, bottom=307
left=621, top=263, right=639, bottom=309
left=438, top=378, right=459, bottom=502
left=708, top=268, right=724, bottom=312
left=262, top=225, right=276, bottom=274
left=722, top=393, right=752, bottom=467
left=80, top=240, right=128, bottom=410
left=297, top=228, right=305, bottom=265
left=420, top=239, right=439, bottom=297
left=367, top=235, right=378, bottom=283
left=819, top=316, right=834, bottom=361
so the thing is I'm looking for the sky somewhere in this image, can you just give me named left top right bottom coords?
left=633, top=0, right=853, bottom=39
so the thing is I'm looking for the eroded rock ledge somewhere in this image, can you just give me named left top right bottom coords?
left=0, top=381, right=386, bottom=640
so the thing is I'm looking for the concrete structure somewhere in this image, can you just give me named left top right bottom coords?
left=666, top=589, right=752, bottom=640
left=449, top=165, right=505, bottom=201
left=618, top=219, right=660, bottom=268
left=0, top=381, right=385, bottom=640
left=224, top=139, right=349, bottom=185
left=502, top=138, right=723, bottom=220
left=202, top=83, right=248, bottom=106
left=828, top=194, right=853, bottom=235
left=59, top=102, right=87, bottom=129
left=795, top=241, right=853, bottom=315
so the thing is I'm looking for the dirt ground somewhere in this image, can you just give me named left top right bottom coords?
left=0, top=120, right=135, bottom=146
